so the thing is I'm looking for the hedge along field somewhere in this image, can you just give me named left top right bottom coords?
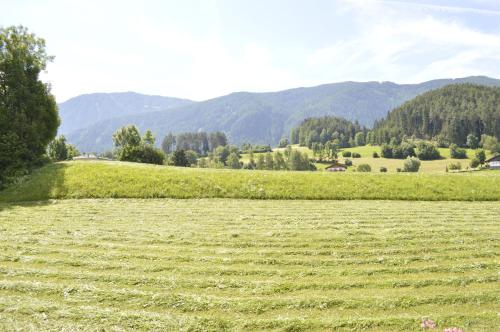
left=0, top=199, right=498, bottom=331
left=0, top=161, right=499, bottom=202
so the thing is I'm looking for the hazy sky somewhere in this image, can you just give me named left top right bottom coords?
left=2, top=0, right=500, bottom=102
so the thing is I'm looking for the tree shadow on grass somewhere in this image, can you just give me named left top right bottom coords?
left=0, top=162, right=67, bottom=211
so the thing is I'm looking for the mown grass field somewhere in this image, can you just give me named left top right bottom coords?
left=0, top=199, right=498, bottom=331
left=1, top=161, right=499, bottom=202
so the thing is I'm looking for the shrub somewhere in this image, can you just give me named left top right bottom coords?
left=396, top=167, right=402, bottom=172
left=392, top=146, right=403, bottom=159
left=372, top=151, right=379, bottom=158
left=416, top=141, right=440, bottom=160
left=400, top=142, right=416, bottom=158
left=185, top=150, right=199, bottom=166
left=475, top=149, right=486, bottom=165
left=381, top=144, right=393, bottom=158
left=448, top=162, right=462, bottom=171
left=449, top=144, right=467, bottom=159
left=379, top=166, right=387, bottom=172
left=351, top=152, right=361, bottom=158
left=344, top=158, right=352, bottom=166
left=470, top=158, right=480, bottom=168
left=120, top=145, right=165, bottom=165
left=403, top=157, right=421, bottom=172
left=342, top=151, right=352, bottom=157
left=357, top=164, right=371, bottom=172
left=278, top=138, right=289, bottom=148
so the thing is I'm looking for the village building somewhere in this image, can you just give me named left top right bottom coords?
left=486, top=155, right=500, bottom=170
left=325, top=161, right=348, bottom=172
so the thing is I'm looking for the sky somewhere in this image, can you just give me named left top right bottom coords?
left=2, top=0, right=500, bottom=102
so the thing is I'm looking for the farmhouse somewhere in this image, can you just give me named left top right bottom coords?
left=325, top=162, right=348, bottom=172
left=486, top=155, right=500, bottom=170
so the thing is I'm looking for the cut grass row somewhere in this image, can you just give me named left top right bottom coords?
left=1, top=160, right=499, bottom=202
left=0, top=199, right=498, bottom=330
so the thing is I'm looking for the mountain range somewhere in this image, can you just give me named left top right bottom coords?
left=58, top=76, right=500, bottom=152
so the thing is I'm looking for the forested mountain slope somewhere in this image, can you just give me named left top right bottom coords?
left=58, top=92, right=194, bottom=135
left=372, top=84, right=500, bottom=145
left=61, top=76, right=500, bottom=152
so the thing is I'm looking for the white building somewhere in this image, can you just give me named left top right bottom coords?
left=486, top=155, right=500, bottom=170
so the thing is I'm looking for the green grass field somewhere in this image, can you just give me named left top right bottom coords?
left=0, top=199, right=498, bottom=331
left=263, top=145, right=490, bottom=173
left=1, top=161, right=499, bottom=202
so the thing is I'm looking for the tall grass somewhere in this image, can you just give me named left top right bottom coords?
left=0, top=160, right=499, bottom=202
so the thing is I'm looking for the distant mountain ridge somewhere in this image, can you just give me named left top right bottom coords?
left=59, top=76, right=500, bottom=152
left=58, top=92, right=194, bottom=135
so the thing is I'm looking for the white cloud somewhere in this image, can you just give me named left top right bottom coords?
left=307, top=3, right=500, bottom=84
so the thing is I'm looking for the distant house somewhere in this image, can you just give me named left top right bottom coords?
left=325, top=162, right=348, bottom=172
left=73, top=153, right=112, bottom=161
left=486, top=155, right=500, bottom=170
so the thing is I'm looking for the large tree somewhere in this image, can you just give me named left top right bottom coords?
left=0, top=26, right=59, bottom=186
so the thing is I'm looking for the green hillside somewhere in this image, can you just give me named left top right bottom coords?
left=1, top=161, right=499, bottom=202
left=64, top=77, right=500, bottom=152
left=373, top=84, right=500, bottom=145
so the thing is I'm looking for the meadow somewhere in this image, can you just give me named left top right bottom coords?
left=0, top=199, right=498, bottom=331
left=267, top=145, right=490, bottom=173
left=1, top=161, right=499, bottom=202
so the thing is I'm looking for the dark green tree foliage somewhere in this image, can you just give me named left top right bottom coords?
left=173, top=149, right=189, bottom=167
left=113, top=125, right=141, bottom=148
left=0, top=26, right=59, bottom=186
left=380, top=141, right=416, bottom=159
left=449, top=144, right=467, bottom=159
left=142, top=130, right=155, bottom=145
left=372, top=84, right=500, bottom=146
left=278, top=138, right=289, bottom=148
left=47, top=136, right=68, bottom=161
left=291, top=116, right=364, bottom=148
left=475, top=149, right=486, bottom=165
left=342, top=151, right=351, bottom=157
left=466, top=134, right=479, bottom=149
left=416, top=141, right=441, bottom=160
left=120, top=144, right=165, bottom=165
left=227, top=152, right=241, bottom=169
left=480, top=134, right=500, bottom=154
left=403, top=157, right=421, bottom=172
left=161, top=132, right=176, bottom=154
left=161, top=131, right=227, bottom=156
left=113, top=125, right=164, bottom=165
left=184, top=150, right=199, bottom=166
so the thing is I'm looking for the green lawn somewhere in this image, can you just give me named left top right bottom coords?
left=0, top=199, right=498, bottom=331
left=1, top=161, right=499, bottom=202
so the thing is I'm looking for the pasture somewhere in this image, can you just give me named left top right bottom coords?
left=0, top=199, right=498, bottom=331
left=267, top=145, right=490, bottom=173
